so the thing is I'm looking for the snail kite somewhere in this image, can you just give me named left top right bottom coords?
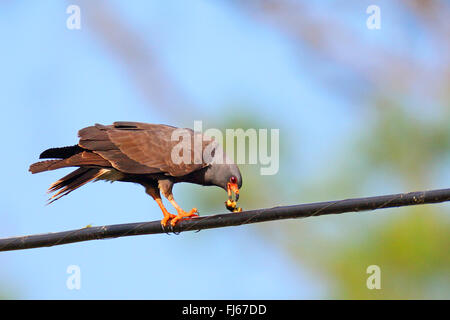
left=29, top=122, right=242, bottom=226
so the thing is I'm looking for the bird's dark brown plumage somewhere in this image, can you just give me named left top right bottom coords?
left=30, top=121, right=243, bottom=226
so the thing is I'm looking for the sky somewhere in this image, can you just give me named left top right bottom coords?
left=0, top=1, right=439, bottom=299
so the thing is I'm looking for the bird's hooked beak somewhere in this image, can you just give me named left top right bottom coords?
left=225, top=182, right=242, bottom=212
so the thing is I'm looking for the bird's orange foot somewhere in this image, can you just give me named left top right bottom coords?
left=170, top=208, right=199, bottom=226
left=161, top=213, right=177, bottom=227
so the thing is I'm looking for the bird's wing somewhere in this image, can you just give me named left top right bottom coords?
left=78, top=122, right=209, bottom=176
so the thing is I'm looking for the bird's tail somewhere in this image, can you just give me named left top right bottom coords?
left=29, top=145, right=112, bottom=203
left=29, top=159, right=70, bottom=174
left=29, top=145, right=84, bottom=174
left=46, top=167, right=108, bottom=204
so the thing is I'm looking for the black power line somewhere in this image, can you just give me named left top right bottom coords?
left=1, top=188, right=449, bottom=252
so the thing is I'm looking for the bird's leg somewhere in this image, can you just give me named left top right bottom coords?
left=156, top=199, right=177, bottom=227
left=145, top=186, right=176, bottom=227
left=166, top=194, right=199, bottom=226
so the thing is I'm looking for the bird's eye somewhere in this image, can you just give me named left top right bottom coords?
left=229, top=176, right=237, bottom=184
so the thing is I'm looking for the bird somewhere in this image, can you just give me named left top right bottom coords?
left=29, top=121, right=242, bottom=227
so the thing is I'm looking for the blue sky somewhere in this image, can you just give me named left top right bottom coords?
left=0, top=1, right=441, bottom=299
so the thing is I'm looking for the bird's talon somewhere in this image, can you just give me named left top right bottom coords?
left=172, top=226, right=180, bottom=235
left=169, top=208, right=199, bottom=226
left=160, top=222, right=171, bottom=235
left=160, top=212, right=177, bottom=234
left=161, top=220, right=168, bottom=227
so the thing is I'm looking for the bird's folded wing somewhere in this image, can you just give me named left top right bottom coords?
left=78, top=122, right=208, bottom=176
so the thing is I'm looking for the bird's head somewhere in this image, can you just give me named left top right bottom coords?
left=204, top=162, right=242, bottom=212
